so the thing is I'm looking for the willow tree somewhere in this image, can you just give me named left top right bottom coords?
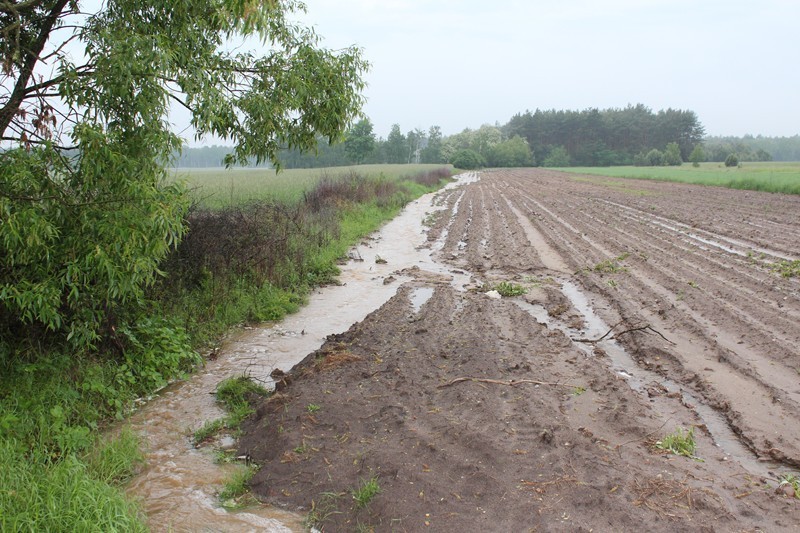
left=0, top=0, right=368, bottom=349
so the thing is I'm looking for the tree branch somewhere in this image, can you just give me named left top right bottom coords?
left=0, top=0, right=52, bottom=14
left=0, top=0, right=71, bottom=139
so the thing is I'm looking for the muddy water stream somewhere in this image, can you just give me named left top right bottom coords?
left=125, top=174, right=479, bottom=531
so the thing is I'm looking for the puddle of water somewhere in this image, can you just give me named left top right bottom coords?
left=410, top=286, right=435, bottom=313
left=124, top=174, right=479, bottom=531
left=432, top=190, right=465, bottom=252
left=515, top=279, right=777, bottom=478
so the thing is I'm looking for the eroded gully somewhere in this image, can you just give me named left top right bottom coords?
left=123, top=174, right=478, bottom=532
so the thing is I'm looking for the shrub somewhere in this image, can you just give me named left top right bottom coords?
left=645, top=149, right=664, bottom=166
left=724, top=153, right=739, bottom=167
left=404, top=167, right=451, bottom=187
left=543, top=146, right=571, bottom=167
left=450, top=149, right=486, bottom=170
left=664, top=142, right=683, bottom=166
left=689, top=144, right=705, bottom=167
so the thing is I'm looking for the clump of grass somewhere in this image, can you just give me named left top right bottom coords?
left=0, top=439, right=147, bottom=532
left=655, top=427, right=702, bottom=460
left=193, top=376, right=269, bottom=445
left=778, top=473, right=800, bottom=499
left=352, top=476, right=381, bottom=509
left=216, top=376, right=269, bottom=422
left=193, top=418, right=227, bottom=445
left=307, top=403, right=321, bottom=413
left=772, top=259, right=800, bottom=278
left=492, top=281, right=527, bottom=297
left=83, top=427, right=144, bottom=485
left=219, top=465, right=258, bottom=508
left=306, top=491, right=344, bottom=529
left=592, top=253, right=630, bottom=274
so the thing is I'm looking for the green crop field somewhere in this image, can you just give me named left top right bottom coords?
left=553, top=162, right=800, bottom=195
left=172, top=164, right=452, bottom=208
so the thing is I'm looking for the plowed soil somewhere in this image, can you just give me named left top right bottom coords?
left=240, top=169, right=800, bottom=531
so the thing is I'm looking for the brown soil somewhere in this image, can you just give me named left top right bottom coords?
left=239, top=169, right=800, bottom=531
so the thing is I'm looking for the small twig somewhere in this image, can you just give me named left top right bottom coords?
left=615, top=417, right=672, bottom=454
left=572, top=321, right=675, bottom=346
left=438, top=377, right=581, bottom=389
left=573, top=319, right=625, bottom=343
left=641, top=325, right=676, bottom=345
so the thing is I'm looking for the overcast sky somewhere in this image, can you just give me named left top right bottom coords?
left=295, top=0, right=800, bottom=139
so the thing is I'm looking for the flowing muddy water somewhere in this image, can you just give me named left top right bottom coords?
left=124, top=174, right=479, bottom=532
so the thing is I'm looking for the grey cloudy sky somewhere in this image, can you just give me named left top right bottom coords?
left=297, top=0, right=799, bottom=139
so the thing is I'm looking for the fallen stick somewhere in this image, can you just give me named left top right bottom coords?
left=572, top=319, right=625, bottom=343
left=437, top=377, right=581, bottom=389
left=572, top=322, right=676, bottom=346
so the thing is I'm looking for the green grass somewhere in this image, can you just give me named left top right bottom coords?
left=351, top=476, right=381, bottom=509
left=193, top=376, right=270, bottom=445
left=173, top=164, right=452, bottom=208
left=591, top=253, right=630, bottom=274
left=772, top=259, right=800, bottom=278
left=0, top=431, right=147, bottom=532
left=492, top=281, right=527, bottom=297
left=778, top=473, right=800, bottom=499
left=83, top=427, right=144, bottom=485
left=0, top=441, right=147, bottom=531
left=0, top=332, right=194, bottom=531
left=218, top=465, right=257, bottom=508
left=655, top=427, right=702, bottom=460
left=305, top=491, right=344, bottom=529
left=555, top=162, right=800, bottom=195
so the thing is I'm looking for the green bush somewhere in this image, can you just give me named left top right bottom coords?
left=725, top=153, right=739, bottom=167
left=543, top=146, right=571, bottom=167
left=664, top=142, right=683, bottom=166
left=486, top=136, right=534, bottom=167
left=645, top=148, right=664, bottom=166
left=0, top=143, right=189, bottom=352
left=451, top=149, right=486, bottom=170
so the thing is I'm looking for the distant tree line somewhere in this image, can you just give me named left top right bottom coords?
left=504, top=104, right=705, bottom=167
left=174, top=106, right=800, bottom=169
left=703, top=135, right=800, bottom=162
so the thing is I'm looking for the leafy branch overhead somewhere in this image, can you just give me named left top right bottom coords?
left=0, top=0, right=368, bottom=349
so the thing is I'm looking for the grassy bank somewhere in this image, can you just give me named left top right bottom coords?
left=553, top=162, right=800, bottom=195
left=174, top=164, right=449, bottom=208
left=0, top=165, right=452, bottom=530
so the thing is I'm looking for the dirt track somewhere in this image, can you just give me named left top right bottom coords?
left=240, top=169, right=800, bottom=531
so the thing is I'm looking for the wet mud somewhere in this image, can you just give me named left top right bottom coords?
left=240, top=169, right=800, bottom=531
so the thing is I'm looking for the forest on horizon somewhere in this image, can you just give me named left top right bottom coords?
left=175, top=105, right=800, bottom=169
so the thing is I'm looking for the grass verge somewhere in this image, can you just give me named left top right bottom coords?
left=555, top=162, right=800, bottom=195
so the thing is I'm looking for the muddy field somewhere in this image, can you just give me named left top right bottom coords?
left=239, top=169, right=800, bottom=531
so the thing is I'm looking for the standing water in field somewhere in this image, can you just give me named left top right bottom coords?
left=124, top=174, right=478, bottom=531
